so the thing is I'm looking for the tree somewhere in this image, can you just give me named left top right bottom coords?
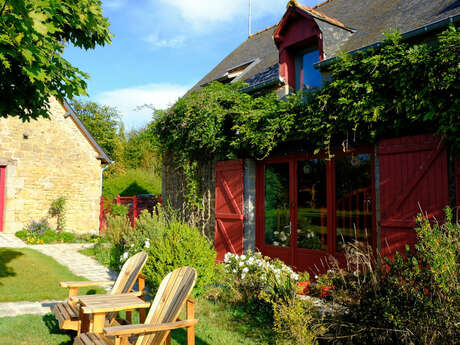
left=0, top=0, right=112, bottom=121
left=70, top=99, right=121, bottom=160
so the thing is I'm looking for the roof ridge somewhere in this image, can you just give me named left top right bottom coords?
left=312, top=0, right=334, bottom=9
left=288, top=0, right=348, bottom=29
left=248, top=24, right=278, bottom=38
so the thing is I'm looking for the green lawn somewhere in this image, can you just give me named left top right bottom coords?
left=0, top=247, right=274, bottom=344
left=0, top=248, right=105, bottom=302
left=0, top=298, right=273, bottom=345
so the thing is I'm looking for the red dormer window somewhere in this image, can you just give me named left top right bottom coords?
left=295, top=47, right=322, bottom=91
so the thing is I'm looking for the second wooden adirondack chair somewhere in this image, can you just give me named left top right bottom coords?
left=73, top=266, right=197, bottom=345
left=53, top=251, right=149, bottom=331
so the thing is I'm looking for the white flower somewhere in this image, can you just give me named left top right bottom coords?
left=274, top=231, right=279, bottom=235
left=240, top=254, right=246, bottom=261
left=239, top=261, right=244, bottom=267
left=242, top=267, right=249, bottom=273
left=232, top=269, right=237, bottom=274
left=280, top=232, right=287, bottom=241
left=144, top=240, right=150, bottom=248
left=120, top=252, right=129, bottom=261
left=241, top=273, right=246, bottom=279
left=291, top=273, right=299, bottom=280
left=273, top=241, right=280, bottom=246
left=130, top=243, right=134, bottom=247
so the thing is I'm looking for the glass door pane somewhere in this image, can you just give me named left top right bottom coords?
left=335, top=154, right=373, bottom=251
left=297, top=159, right=328, bottom=251
left=265, top=163, right=290, bottom=247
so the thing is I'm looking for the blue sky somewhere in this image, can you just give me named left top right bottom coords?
left=64, top=0, right=317, bottom=129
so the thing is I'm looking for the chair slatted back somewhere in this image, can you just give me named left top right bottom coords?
left=107, top=251, right=148, bottom=321
left=136, top=267, right=196, bottom=345
left=111, top=252, right=149, bottom=295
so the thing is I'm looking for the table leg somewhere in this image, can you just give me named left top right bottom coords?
left=139, top=308, right=146, bottom=323
left=93, top=312, right=106, bottom=333
left=79, top=308, right=90, bottom=335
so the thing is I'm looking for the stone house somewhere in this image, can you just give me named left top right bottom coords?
left=163, top=0, right=460, bottom=274
left=0, top=97, right=111, bottom=234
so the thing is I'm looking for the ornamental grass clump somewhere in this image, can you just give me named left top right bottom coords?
left=311, top=207, right=459, bottom=345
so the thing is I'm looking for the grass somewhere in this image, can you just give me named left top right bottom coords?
left=1, top=246, right=274, bottom=344
left=0, top=298, right=273, bottom=345
left=103, top=168, right=161, bottom=199
left=0, top=247, right=105, bottom=302
left=0, top=314, right=73, bottom=345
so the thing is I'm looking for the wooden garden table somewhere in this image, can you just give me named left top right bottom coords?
left=77, top=294, right=151, bottom=334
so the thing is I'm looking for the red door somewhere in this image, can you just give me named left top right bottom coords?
left=378, top=134, right=449, bottom=256
left=214, top=160, right=244, bottom=262
left=0, top=166, right=5, bottom=232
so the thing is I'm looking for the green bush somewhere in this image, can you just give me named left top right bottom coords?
left=314, top=207, right=460, bottom=345
left=273, top=296, right=326, bottom=345
left=120, top=209, right=216, bottom=296
left=110, top=203, right=129, bottom=216
left=15, top=230, right=27, bottom=240
left=48, top=197, right=66, bottom=233
left=103, top=168, right=161, bottom=199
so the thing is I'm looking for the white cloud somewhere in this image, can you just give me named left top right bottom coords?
left=159, top=0, right=286, bottom=28
left=103, top=0, right=125, bottom=9
left=95, top=83, right=190, bottom=129
left=144, top=33, right=186, bottom=48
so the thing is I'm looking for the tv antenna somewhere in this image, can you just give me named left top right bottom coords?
left=248, top=0, right=252, bottom=36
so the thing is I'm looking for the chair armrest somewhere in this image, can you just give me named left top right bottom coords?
left=104, top=319, right=198, bottom=337
left=81, top=300, right=151, bottom=314
left=59, top=281, right=115, bottom=288
left=70, top=291, right=144, bottom=303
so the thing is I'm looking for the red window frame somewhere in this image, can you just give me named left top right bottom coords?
left=255, top=148, right=376, bottom=272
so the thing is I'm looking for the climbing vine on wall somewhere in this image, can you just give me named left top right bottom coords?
left=154, top=27, right=459, bottom=206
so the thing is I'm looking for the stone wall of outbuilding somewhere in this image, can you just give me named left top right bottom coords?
left=0, top=97, right=103, bottom=233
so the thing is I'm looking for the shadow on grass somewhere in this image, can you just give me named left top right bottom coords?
left=42, top=314, right=73, bottom=345
left=0, top=249, right=24, bottom=285
left=171, top=328, right=211, bottom=345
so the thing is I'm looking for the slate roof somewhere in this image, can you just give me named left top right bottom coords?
left=314, top=0, right=460, bottom=52
left=189, top=25, right=279, bottom=93
left=189, top=0, right=460, bottom=92
left=241, top=64, right=281, bottom=92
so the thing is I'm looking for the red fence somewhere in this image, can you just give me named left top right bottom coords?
left=99, top=194, right=162, bottom=232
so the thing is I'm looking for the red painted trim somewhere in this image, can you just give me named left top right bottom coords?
left=255, top=147, right=376, bottom=272
left=0, top=167, right=5, bottom=233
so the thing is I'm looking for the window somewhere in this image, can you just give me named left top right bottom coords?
left=259, top=152, right=375, bottom=259
left=264, top=163, right=290, bottom=247
left=295, top=48, right=322, bottom=91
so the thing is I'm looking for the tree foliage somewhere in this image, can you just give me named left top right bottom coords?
left=71, top=99, right=121, bottom=160
left=154, top=27, right=460, bottom=205
left=0, top=0, right=111, bottom=120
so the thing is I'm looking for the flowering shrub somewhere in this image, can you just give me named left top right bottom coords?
left=24, top=218, right=51, bottom=237
left=119, top=209, right=216, bottom=296
left=223, top=251, right=308, bottom=304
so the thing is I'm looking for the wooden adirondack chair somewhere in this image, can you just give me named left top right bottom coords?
left=73, top=266, right=197, bottom=345
left=53, top=251, right=149, bottom=332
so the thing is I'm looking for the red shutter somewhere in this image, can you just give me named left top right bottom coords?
left=0, top=167, right=5, bottom=232
left=214, top=160, right=244, bottom=262
left=378, top=134, right=449, bottom=256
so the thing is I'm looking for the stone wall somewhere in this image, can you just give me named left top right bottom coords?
left=162, top=153, right=216, bottom=240
left=0, top=97, right=103, bottom=233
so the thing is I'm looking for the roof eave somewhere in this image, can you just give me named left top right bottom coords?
left=61, top=99, right=113, bottom=164
left=315, top=14, right=460, bottom=70
left=241, top=76, right=285, bottom=93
